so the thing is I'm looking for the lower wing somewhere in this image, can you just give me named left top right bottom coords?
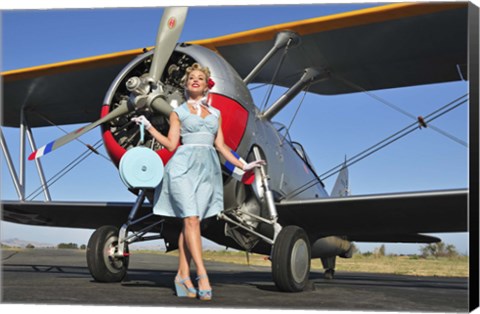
left=276, top=189, right=468, bottom=241
left=1, top=200, right=147, bottom=229
left=2, top=189, right=467, bottom=244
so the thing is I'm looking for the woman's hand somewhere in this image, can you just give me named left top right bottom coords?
left=243, top=160, right=266, bottom=171
left=131, top=115, right=152, bottom=130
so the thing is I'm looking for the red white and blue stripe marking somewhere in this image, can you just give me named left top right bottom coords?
left=223, top=150, right=255, bottom=185
left=28, top=141, right=55, bottom=160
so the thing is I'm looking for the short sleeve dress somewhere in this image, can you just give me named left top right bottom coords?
left=153, top=103, right=223, bottom=220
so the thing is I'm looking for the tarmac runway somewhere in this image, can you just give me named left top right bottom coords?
left=1, top=248, right=469, bottom=312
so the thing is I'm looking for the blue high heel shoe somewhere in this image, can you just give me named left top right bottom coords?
left=196, top=274, right=212, bottom=301
left=174, top=276, right=197, bottom=298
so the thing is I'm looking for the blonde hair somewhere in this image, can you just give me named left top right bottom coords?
left=182, top=63, right=211, bottom=87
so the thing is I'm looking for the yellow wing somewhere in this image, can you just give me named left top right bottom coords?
left=191, top=2, right=468, bottom=95
left=2, top=3, right=468, bottom=127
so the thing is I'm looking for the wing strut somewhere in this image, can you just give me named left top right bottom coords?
left=243, top=31, right=301, bottom=85
left=0, top=128, right=23, bottom=199
left=1, top=116, right=51, bottom=201
left=260, top=67, right=329, bottom=121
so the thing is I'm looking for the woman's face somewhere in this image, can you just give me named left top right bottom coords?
left=186, top=70, right=208, bottom=98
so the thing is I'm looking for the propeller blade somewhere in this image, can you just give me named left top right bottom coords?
left=149, top=7, right=188, bottom=82
left=29, top=100, right=130, bottom=160
left=150, top=96, right=173, bottom=116
left=30, top=8, right=188, bottom=161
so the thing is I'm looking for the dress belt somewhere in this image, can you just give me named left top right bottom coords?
left=181, top=132, right=215, bottom=146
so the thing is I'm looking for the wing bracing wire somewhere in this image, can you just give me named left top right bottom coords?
left=282, top=94, right=468, bottom=200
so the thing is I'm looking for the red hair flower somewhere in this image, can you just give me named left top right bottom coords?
left=207, top=78, right=215, bottom=89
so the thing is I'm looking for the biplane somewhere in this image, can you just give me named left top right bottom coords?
left=1, top=3, right=471, bottom=292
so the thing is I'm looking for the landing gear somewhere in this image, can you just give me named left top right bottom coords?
left=321, top=256, right=337, bottom=280
left=271, top=226, right=311, bottom=292
left=86, top=225, right=129, bottom=282
left=220, top=146, right=313, bottom=292
left=86, top=187, right=166, bottom=283
left=324, top=269, right=335, bottom=280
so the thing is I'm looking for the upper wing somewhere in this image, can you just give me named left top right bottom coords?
left=2, top=49, right=145, bottom=128
left=194, top=2, right=468, bottom=95
left=2, top=3, right=468, bottom=128
left=276, top=189, right=468, bottom=242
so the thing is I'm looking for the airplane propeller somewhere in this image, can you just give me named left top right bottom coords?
left=29, top=7, right=188, bottom=160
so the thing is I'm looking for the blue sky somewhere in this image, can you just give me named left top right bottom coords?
left=1, top=3, right=470, bottom=255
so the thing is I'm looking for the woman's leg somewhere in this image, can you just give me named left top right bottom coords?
left=183, top=216, right=211, bottom=291
left=176, top=230, right=194, bottom=289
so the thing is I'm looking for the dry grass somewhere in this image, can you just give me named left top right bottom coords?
left=160, top=250, right=469, bottom=278
left=325, top=254, right=469, bottom=277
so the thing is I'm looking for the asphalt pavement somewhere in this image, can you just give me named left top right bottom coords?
left=1, top=248, right=469, bottom=312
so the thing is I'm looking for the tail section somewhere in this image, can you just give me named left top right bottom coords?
left=330, top=159, right=350, bottom=197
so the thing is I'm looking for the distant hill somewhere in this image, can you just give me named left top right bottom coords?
left=1, top=237, right=222, bottom=250
left=1, top=238, right=54, bottom=248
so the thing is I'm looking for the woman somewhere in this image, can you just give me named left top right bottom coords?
left=132, top=63, right=264, bottom=300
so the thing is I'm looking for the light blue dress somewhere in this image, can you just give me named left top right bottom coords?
left=153, top=103, right=223, bottom=220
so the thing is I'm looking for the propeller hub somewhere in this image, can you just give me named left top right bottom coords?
left=126, top=76, right=151, bottom=95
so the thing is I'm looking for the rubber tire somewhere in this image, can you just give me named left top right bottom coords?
left=271, top=226, right=311, bottom=292
left=86, top=225, right=129, bottom=282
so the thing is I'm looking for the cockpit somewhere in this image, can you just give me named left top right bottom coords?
left=272, top=122, right=318, bottom=175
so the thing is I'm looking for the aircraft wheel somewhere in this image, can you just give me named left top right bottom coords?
left=271, top=225, right=311, bottom=292
left=86, top=225, right=129, bottom=282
